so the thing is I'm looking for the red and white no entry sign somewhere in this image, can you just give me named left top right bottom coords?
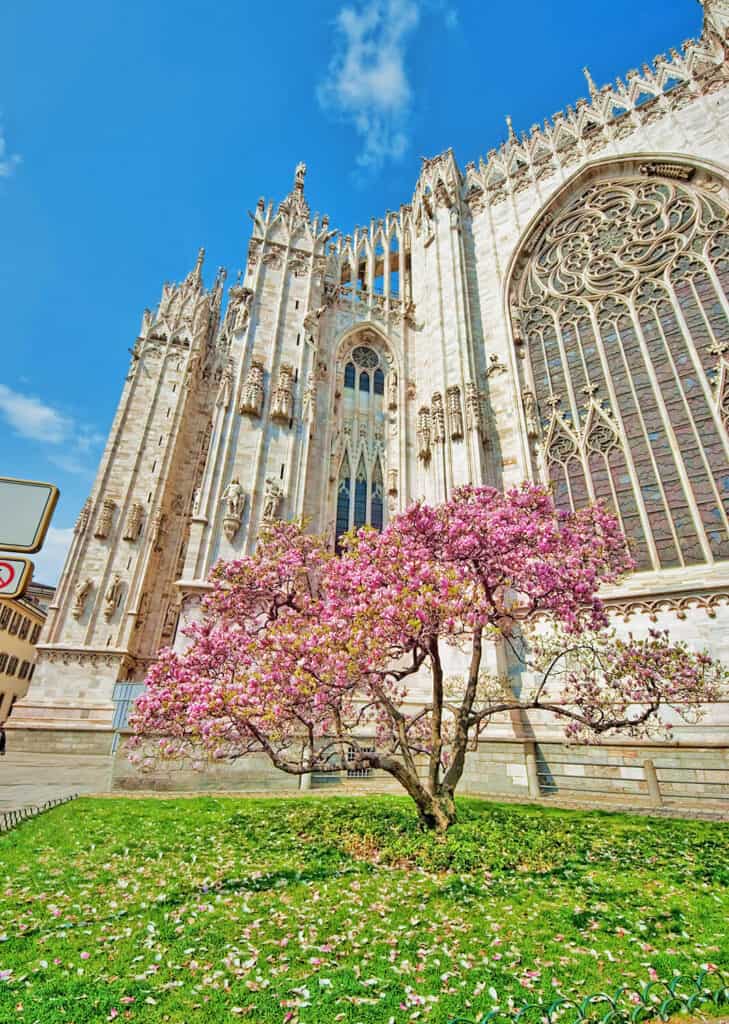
left=0, top=557, right=33, bottom=599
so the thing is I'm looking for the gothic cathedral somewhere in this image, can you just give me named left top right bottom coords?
left=12, top=2, right=729, bottom=791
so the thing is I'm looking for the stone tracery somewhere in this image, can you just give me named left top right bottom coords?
left=513, top=167, right=729, bottom=572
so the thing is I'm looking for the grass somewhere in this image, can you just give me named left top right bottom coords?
left=0, top=795, right=727, bottom=1023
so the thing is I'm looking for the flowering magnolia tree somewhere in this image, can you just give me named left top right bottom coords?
left=129, top=484, right=725, bottom=832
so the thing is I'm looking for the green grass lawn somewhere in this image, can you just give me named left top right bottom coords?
left=0, top=795, right=727, bottom=1023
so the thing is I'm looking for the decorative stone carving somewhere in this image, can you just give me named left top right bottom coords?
left=94, top=498, right=115, bottom=539
left=104, top=575, right=123, bottom=622
left=431, top=393, right=446, bottom=443
left=74, top=499, right=92, bottom=535
left=446, top=385, right=464, bottom=441
left=485, top=353, right=507, bottom=377
left=387, top=468, right=398, bottom=495
left=417, top=406, right=431, bottom=461
left=387, top=372, right=398, bottom=411
left=151, top=508, right=166, bottom=552
left=271, top=363, right=294, bottom=423
left=216, top=359, right=234, bottom=410
left=639, top=162, right=695, bottom=181
left=465, top=383, right=483, bottom=435
left=303, top=373, right=317, bottom=422
left=522, top=390, right=540, bottom=439
left=123, top=502, right=143, bottom=542
left=239, top=358, right=265, bottom=417
left=262, top=478, right=284, bottom=522
left=72, top=578, right=93, bottom=620
left=221, top=477, right=246, bottom=542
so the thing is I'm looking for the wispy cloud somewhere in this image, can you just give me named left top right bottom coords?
left=0, top=121, right=20, bottom=178
left=0, top=383, right=104, bottom=476
left=318, top=0, right=420, bottom=172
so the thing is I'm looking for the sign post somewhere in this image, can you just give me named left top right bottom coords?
left=0, top=476, right=60, bottom=600
left=0, top=557, right=33, bottom=600
left=0, top=477, right=59, bottom=553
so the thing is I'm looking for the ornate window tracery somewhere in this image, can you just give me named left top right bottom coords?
left=334, top=341, right=391, bottom=549
left=513, top=168, right=729, bottom=571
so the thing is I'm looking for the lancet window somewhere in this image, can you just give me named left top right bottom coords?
left=513, top=169, right=729, bottom=571
left=335, top=342, right=389, bottom=550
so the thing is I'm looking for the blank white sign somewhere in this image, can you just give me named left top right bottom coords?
left=0, top=477, right=59, bottom=553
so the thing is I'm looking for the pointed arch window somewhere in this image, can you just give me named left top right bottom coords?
left=371, top=460, right=384, bottom=531
left=354, top=456, right=368, bottom=528
left=336, top=454, right=352, bottom=549
left=374, top=368, right=385, bottom=395
left=344, top=363, right=355, bottom=389
left=359, top=371, right=370, bottom=393
left=513, top=169, right=729, bottom=571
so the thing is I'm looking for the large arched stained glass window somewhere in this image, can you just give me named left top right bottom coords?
left=334, top=342, right=390, bottom=549
left=513, top=168, right=729, bottom=572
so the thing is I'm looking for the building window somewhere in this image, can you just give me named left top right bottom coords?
left=354, top=457, right=368, bottom=528
left=0, top=607, right=10, bottom=630
left=336, top=455, right=352, bottom=552
left=18, top=617, right=29, bottom=640
left=344, top=363, right=355, bottom=389
left=18, top=661, right=30, bottom=680
left=358, top=371, right=370, bottom=393
left=0, top=654, right=7, bottom=673
left=8, top=613, right=21, bottom=636
left=7, top=657, right=18, bottom=677
left=513, top=171, right=729, bottom=571
left=374, top=368, right=385, bottom=395
left=30, top=623, right=41, bottom=644
left=371, top=460, right=384, bottom=532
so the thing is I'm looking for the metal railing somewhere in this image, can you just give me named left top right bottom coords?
left=0, top=793, right=78, bottom=833
left=447, top=968, right=728, bottom=1024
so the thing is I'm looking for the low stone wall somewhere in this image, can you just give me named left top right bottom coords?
left=6, top=727, right=114, bottom=757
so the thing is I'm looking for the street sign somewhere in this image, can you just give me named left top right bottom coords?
left=0, top=556, right=33, bottom=600
left=0, top=477, right=59, bottom=553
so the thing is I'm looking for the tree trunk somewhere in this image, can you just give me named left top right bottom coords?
left=415, top=789, right=457, bottom=833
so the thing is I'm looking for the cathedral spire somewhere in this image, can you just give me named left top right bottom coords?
left=278, top=161, right=311, bottom=223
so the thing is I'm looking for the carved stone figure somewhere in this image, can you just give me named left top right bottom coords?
left=151, top=508, right=166, bottom=552
left=103, top=575, right=122, bottom=622
left=387, top=372, right=398, bottom=411
left=72, top=579, right=93, bottom=620
left=431, top=392, right=446, bottom=443
left=303, top=373, right=317, bottom=421
left=446, top=385, right=464, bottom=440
left=94, top=498, right=115, bottom=539
left=522, top=390, right=540, bottom=438
left=417, top=406, right=431, bottom=461
left=123, top=502, right=143, bottom=542
left=222, top=477, right=245, bottom=518
left=295, top=161, right=307, bottom=189
left=216, top=359, right=234, bottom=410
left=271, top=364, right=294, bottom=423
left=387, top=468, right=398, bottom=495
left=74, top=499, right=92, bottom=535
left=465, top=382, right=482, bottom=434
left=239, top=358, right=265, bottom=417
left=262, top=478, right=284, bottom=522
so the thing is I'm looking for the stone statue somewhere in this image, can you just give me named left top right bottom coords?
left=239, top=358, right=265, bottom=417
left=295, top=161, right=307, bottom=189
left=262, top=478, right=283, bottom=522
left=104, top=575, right=122, bottom=622
left=271, top=364, right=294, bottom=423
left=74, top=498, right=92, bottom=535
left=388, top=372, right=398, bottom=411
left=417, top=406, right=431, bottom=461
left=522, top=389, right=540, bottom=438
left=447, top=385, right=464, bottom=441
left=431, top=392, right=446, bottom=443
left=216, top=360, right=234, bottom=410
left=123, top=502, right=143, bottom=542
left=94, top=498, right=115, bottom=539
left=72, top=579, right=93, bottom=620
left=222, top=477, right=245, bottom=518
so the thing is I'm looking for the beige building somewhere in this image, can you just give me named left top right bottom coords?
left=10, top=0, right=729, bottom=799
left=0, top=594, right=46, bottom=724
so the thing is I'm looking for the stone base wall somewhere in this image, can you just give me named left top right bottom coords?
left=6, top=727, right=114, bottom=757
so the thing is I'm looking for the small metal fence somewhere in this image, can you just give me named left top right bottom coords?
left=0, top=793, right=78, bottom=833
left=447, top=968, right=728, bottom=1024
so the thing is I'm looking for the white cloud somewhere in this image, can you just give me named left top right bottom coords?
left=31, top=526, right=74, bottom=586
left=0, top=383, right=104, bottom=476
left=318, top=0, right=420, bottom=171
left=0, top=122, right=20, bottom=178
left=0, top=384, right=73, bottom=443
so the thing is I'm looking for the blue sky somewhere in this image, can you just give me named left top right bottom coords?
left=0, top=0, right=701, bottom=583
